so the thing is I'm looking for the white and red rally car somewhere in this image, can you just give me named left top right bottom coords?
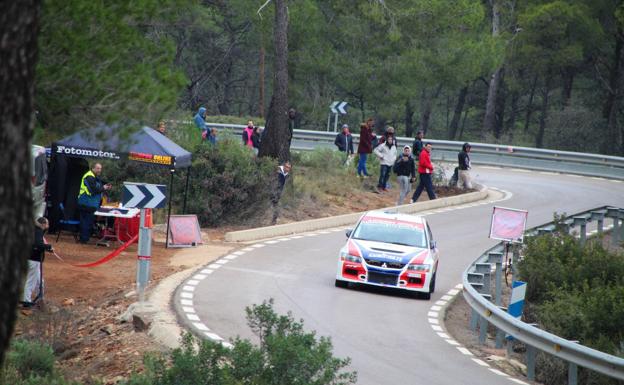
left=335, top=211, right=439, bottom=299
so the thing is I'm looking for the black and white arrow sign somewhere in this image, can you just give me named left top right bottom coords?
left=122, top=182, right=167, bottom=209
left=330, top=101, right=348, bottom=115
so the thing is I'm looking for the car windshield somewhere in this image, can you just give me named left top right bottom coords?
left=352, top=220, right=427, bottom=248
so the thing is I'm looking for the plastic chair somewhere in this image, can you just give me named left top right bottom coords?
left=56, top=203, right=80, bottom=242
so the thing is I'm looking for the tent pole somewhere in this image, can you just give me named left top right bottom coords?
left=183, top=166, right=191, bottom=214
left=165, top=169, right=175, bottom=249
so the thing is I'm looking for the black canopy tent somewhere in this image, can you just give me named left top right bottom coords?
left=49, top=124, right=192, bottom=247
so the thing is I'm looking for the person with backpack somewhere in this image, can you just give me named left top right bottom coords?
left=412, top=130, right=424, bottom=158
left=458, top=142, right=472, bottom=189
left=373, top=135, right=397, bottom=193
left=334, top=124, right=354, bottom=163
left=393, top=145, right=416, bottom=205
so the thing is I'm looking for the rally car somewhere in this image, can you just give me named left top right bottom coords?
left=335, top=211, right=439, bottom=299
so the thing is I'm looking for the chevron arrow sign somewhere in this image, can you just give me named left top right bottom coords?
left=330, top=101, right=348, bottom=115
left=122, top=182, right=167, bottom=209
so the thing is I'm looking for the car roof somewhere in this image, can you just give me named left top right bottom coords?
left=362, top=210, right=426, bottom=226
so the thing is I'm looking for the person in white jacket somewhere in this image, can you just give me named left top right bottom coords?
left=373, top=134, right=397, bottom=193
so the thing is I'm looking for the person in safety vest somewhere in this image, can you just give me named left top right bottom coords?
left=77, top=163, right=111, bottom=243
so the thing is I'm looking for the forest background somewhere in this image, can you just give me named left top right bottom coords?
left=33, top=0, right=624, bottom=156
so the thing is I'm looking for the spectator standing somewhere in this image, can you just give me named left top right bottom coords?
left=393, top=145, right=416, bottom=205
left=357, top=118, right=375, bottom=177
left=22, top=217, right=52, bottom=308
left=412, top=130, right=424, bottom=159
left=242, top=120, right=255, bottom=149
left=194, top=107, right=207, bottom=139
left=271, top=161, right=292, bottom=224
left=378, top=126, right=395, bottom=145
left=411, top=143, right=436, bottom=202
left=207, top=127, right=218, bottom=145
left=77, top=163, right=111, bottom=243
left=458, top=142, right=472, bottom=189
left=251, top=126, right=262, bottom=154
left=157, top=121, right=167, bottom=136
left=373, top=136, right=397, bottom=192
left=334, top=124, right=354, bottom=159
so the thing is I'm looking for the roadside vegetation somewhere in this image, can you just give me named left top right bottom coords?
left=517, top=218, right=624, bottom=385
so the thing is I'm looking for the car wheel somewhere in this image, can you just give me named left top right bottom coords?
left=335, top=279, right=348, bottom=288
left=430, top=272, right=436, bottom=294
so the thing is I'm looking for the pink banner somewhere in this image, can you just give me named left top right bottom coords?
left=489, top=207, right=528, bottom=243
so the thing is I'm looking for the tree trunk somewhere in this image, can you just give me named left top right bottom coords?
left=561, top=67, right=575, bottom=108
left=258, top=0, right=290, bottom=162
left=535, top=78, right=551, bottom=148
left=0, top=0, right=40, bottom=365
left=259, top=45, right=265, bottom=117
left=483, top=0, right=502, bottom=139
left=448, top=86, right=468, bottom=140
left=494, top=69, right=506, bottom=140
left=506, top=91, right=519, bottom=141
left=404, top=99, right=414, bottom=138
left=601, top=29, right=623, bottom=155
left=524, top=73, right=539, bottom=133
left=419, top=86, right=441, bottom=135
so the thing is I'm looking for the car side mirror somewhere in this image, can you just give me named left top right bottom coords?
left=345, top=229, right=352, bottom=238
left=430, top=240, right=437, bottom=249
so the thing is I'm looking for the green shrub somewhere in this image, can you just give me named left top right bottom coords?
left=1, top=339, right=75, bottom=385
left=125, top=299, right=357, bottom=385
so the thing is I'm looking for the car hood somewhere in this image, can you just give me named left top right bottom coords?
left=347, top=239, right=428, bottom=265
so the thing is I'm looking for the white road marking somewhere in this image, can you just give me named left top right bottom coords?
left=431, top=325, right=443, bottom=332
left=489, top=368, right=508, bottom=377
left=455, top=283, right=463, bottom=289
left=457, top=347, right=473, bottom=356
left=204, top=332, right=223, bottom=341
left=510, top=168, right=530, bottom=173
left=182, top=285, right=196, bottom=292
left=265, top=240, right=279, bottom=244
left=447, top=289, right=460, bottom=296
left=278, top=238, right=291, bottom=242
left=242, top=247, right=254, bottom=252
left=435, top=300, right=447, bottom=306
left=427, top=311, right=439, bottom=318
left=180, top=292, right=193, bottom=299
left=290, top=235, right=304, bottom=239
left=436, top=332, right=450, bottom=339
left=428, top=318, right=439, bottom=324
left=611, top=179, right=622, bottom=183
left=221, top=341, right=234, bottom=349
left=192, top=322, right=209, bottom=331
left=440, top=295, right=453, bottom=301
left=225, top=254, right=239, bottom=260
left=216, top=259, right=229, bottom=265
left=233, top=251, right=245, bottom=255
left=186, top=314, right=200, bottom=321
left=208, top=263, right=221, bottom=269
left=472, top=358, right=490, bottom=367
left=445, top=339, right=460, bottom=346
left=252, top=244, right=265, bottom=248
left=180, top=299, right=193, bottom=306
left=193, top=274, right=207, bottom=280
left=305, top=233, right=319, bottom=237
left=186, top=279, right=200, bottom=286
left=182, top=306, right=195, bottom=313
left=430, top=305, right=442, bottom=311
left=509, top=379, right=530, bottom=385
left=538, top=171, right=558, bottom=176
left=200, top=269, right=214, bottom=274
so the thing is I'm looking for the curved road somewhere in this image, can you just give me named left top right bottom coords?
left=178, top=166, right=623, bottom=385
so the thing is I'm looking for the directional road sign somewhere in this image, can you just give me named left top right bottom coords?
left=330, top=101, right=348, bottom=115
left=122, top=182, right=167, bottom=209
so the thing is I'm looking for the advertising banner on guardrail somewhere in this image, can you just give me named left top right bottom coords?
left=489, top=206, right=528, bottom=243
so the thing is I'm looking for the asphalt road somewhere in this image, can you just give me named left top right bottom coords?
left=181, top=166, right=624, bottom=385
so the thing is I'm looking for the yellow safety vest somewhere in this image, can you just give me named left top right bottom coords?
left=79, top=170, right=96, bottom=197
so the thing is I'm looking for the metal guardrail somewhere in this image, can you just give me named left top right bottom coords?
left=463, top=206, right=624, bottom=384
left=200, top=123, right=624, bottom=180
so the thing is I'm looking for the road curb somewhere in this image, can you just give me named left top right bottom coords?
left=225, top=185, right=488, bottom=242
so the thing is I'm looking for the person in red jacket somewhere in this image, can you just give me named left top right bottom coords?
left=356, top=118, right=376, bottom=177
left=411, top=143, right=436, bottom=202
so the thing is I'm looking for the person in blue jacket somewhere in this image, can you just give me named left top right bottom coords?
left=194, top=106, right=207, bottom=139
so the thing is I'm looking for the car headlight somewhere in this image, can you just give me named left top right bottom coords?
left=407, top=264, right=431, bottom=272
left=340, top=252, right=362, bottom=263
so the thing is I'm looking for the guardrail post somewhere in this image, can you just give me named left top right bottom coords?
left=467, top=272, right=484, bottom=331
left=475, top=263, right=491, bottom=345
left=568, top=362, right=578, bottom=385
left=573, top=216, right=588, bottom=246
left=527, top=345, right=536, bottom=381
left=591, top=210, right=606, bottom=234
left=488, top=252, right=505, bottom=348
left=606, top=208, right=620, bottom=247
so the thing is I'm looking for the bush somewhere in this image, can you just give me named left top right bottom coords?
left=125, top=299, right=357, bottom=385
left=1, top=339, right=75, bottom=385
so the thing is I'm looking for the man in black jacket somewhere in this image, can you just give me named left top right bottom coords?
left=22, top=217, right=52, bottom=308
left=393, top=145, right=416, bottom=205
left=334, top=124, right=354, bottom=158
left=458, top=142, right=472, bottom=189
left=412, top=130, right=424, bottom=159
